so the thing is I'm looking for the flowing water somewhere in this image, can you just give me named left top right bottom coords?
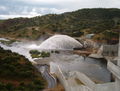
left=49, top=53, right=110, bottom=83
left=0, top=37, right=111, bottom=83
left=37, top=35, right=83, bottom=50
left=0, top=38, right=43, bottom=62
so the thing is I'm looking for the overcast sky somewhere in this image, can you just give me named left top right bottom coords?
left=0, top=0, right=120, bottom=19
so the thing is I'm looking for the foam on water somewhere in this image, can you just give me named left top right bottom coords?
left=28, top=44, right=40, bottom=49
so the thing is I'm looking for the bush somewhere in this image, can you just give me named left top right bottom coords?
left=29, top=50, right=50, bottom=58
left=29, top=50, right=40, bottom=55
left=40, top=51, right=50, bottom=58
left=0, top=47, right=46, bottom=90
left=6, top=83, right=14, bottom=90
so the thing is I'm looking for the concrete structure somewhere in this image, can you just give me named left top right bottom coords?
left=89, top=44, right=118, bottom=58
left=34, top=34, right=120, bottom=91
left=50, top=33, right=120, bottom=91
left=34, top=58, right=50, bottom=65
left=51, top=64, right=115, bottom=91
left=34, top=64, right=57, bottom=88
left=102, top=44, right=118, bottom=56
left=115, top=32, right=120, bottom=91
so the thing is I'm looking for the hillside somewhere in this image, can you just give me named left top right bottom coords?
left=0, top=47, right=46, bottom=91
left=0, top=8, right=119, bottom=43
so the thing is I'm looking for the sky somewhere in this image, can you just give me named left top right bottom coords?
left=0, top=0, right=120, bottom=19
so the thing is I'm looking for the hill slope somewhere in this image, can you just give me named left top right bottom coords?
left=0, top=8, right=119, bottom=42
left=0, top=47, right=46, bottom=91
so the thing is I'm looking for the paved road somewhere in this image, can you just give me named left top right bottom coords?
left=35, top=64, right=57, bottom=88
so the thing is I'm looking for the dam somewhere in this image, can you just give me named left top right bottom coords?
left=36, top=34, right=120, bottom=91
left=32, top=34, right=120, bottom=91
left=0, top=34, right=120, bottom=91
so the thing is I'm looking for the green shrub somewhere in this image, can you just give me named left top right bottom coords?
left=29, top=50, right=50, bottom=58
left=0, top=47, right=46, bottom=90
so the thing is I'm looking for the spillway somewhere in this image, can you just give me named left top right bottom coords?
left=38, top=35, right=83, bottom=50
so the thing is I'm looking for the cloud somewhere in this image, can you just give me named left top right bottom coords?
left=11, top=0, right=120, bottom=11
left=49, top=8, right=71, bottom=14
left=0, top=6, right=7, bottom=11
left=0, top=14, right=40, bottom=19
left=20, top=7, right=39, bottom=15
left=12, top=0, right=75, bottom=4
left=34, top=8, right=71, bottom=14
left=0, top=7, right=70, bottom=19
left=1, top=0, right=120, bottom=19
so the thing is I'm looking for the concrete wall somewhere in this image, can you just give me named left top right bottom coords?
left=51, top=64, right=93, bottom=91
left=107, top=61, right=120, bottom=91
left=55, top=66, right=70, bottom=91
left=96, top=82, right=115, bottom=91
left=51, top=63, right=117, bottom=91
left=102, top=45, right=118, bottom=56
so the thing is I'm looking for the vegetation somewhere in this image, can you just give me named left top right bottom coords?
left=51, top=50, right=60, bottom=54
left=30, top=50, right=50, bottom=58
left=0, top=8, right=119, bottom=43
left=40, top=51, right=50, bottom=58
left=0, top=40, right=16, bottom=45
left=0, top=47, right=46, bottom=91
